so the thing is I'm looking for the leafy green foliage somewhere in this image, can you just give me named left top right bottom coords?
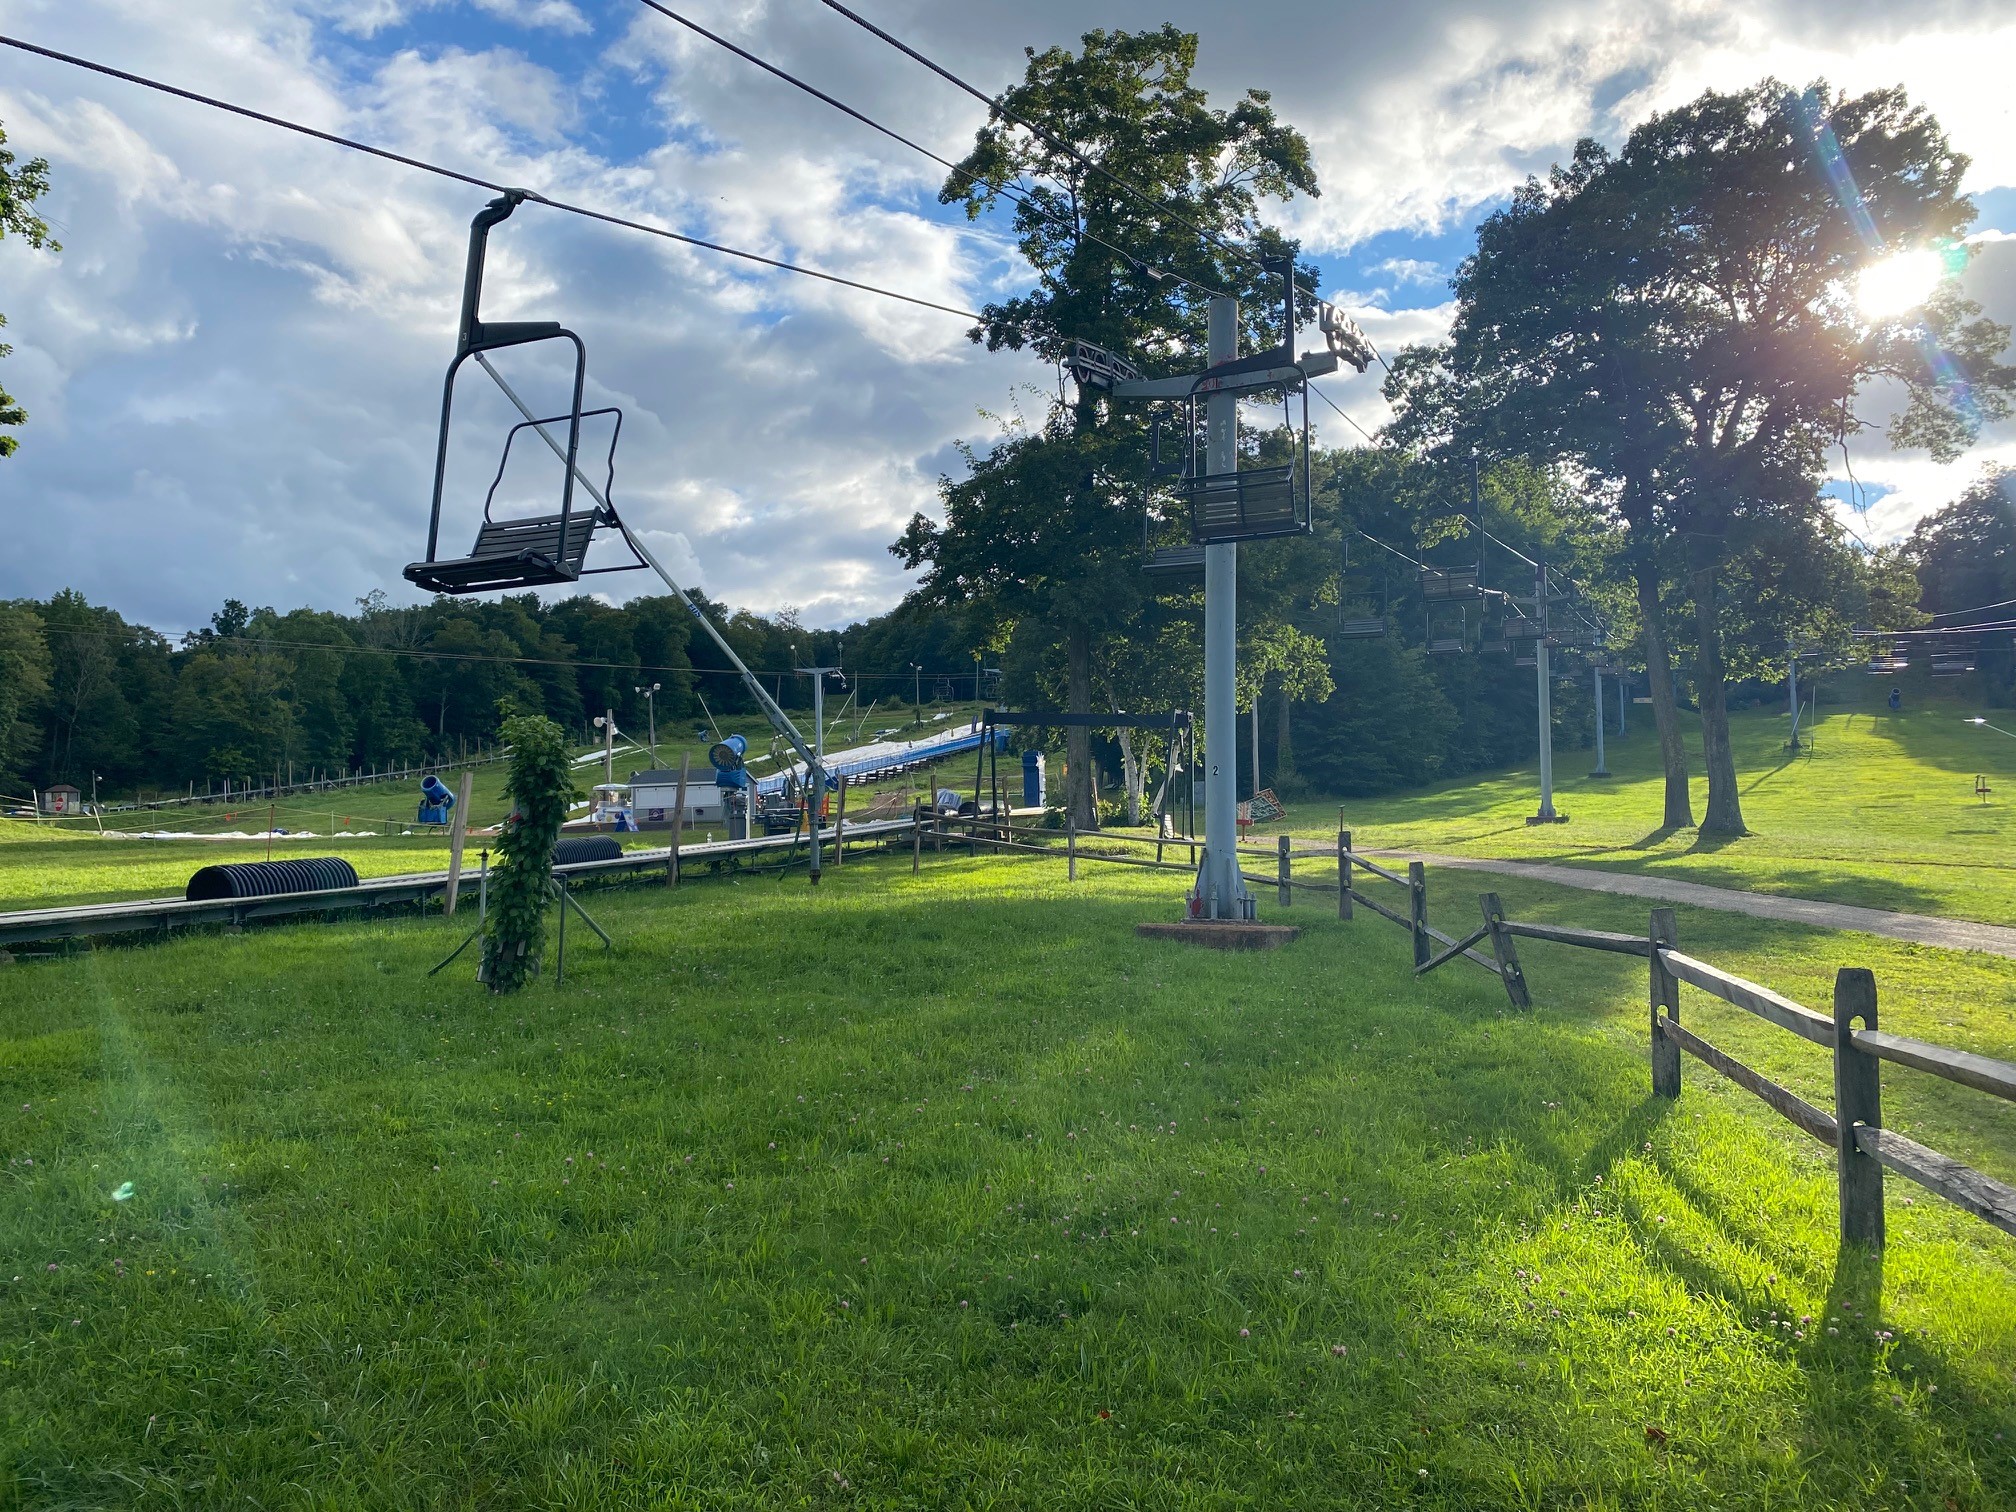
left=479, top=715, right=576, bottom=992
left=0, top=119, right=59, bottom=459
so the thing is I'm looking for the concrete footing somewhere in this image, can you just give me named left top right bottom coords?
left=1135, top=921, right=1300, bottom=950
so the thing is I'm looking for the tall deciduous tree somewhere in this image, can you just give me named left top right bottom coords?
left=897, top=26, right=1317, bottom=827
left=0, top=122, right=58, bottom=457
left=1389, top=79, right=2014, bottom=833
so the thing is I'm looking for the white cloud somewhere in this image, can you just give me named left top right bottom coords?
left=0, top=0, right=2011, bottom=629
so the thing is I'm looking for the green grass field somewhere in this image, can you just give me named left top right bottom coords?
left=1274, top=682, right=2016, bottom=926
left=0, top=703, right=996, bottom=913
left=5, top=848, right=2015, bottom=1508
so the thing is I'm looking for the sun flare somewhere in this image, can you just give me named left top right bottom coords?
left=1856, top=248, right=1946, bottom=320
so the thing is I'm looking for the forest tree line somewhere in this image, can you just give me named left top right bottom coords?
left=1, top=461, right=2005, bottom=808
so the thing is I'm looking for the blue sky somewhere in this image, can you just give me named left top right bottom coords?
left=2, top=0, right=2014, bottom=631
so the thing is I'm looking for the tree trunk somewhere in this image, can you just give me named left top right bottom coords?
left=1687, top=539, right=1746, bottom=836
left=1274, top=686, right=1295, bottom=787
left=1113, top=725, right=1144, bottom=826
left=1066, top=623, right=1097, bottom=830
left=1633, top=550, right=1694, bottom=829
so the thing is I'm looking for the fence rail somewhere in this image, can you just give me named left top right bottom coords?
left=1330, top=833, right=2016, bottom=1251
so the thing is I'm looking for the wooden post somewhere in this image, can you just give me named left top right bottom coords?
left=833, top=776, right=849, bottom=868
left=1650, top=908, right=1681, bottom=1098
left=667, top=754, right=689, bottom=888
left=1338, top=829, right=1352, bottom=920
left=1478, top=892, right=1531, bottom=1009
left=912, top=805, right=922, bottom=875
left=443, top=769, right=474, bottom=915
left=1067, top=814, right=1078, bottom=882
left=1834, top=967, right=1885, bottom=1249
left=1408, top=860, right=1429, bottom=968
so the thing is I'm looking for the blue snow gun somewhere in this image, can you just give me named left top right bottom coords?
left=417, top=774, right=456, bottom=826
left=709, top=734, right=750, bottom=790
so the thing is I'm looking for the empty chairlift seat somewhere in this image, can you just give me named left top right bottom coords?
left=1335, top=617, right=1388, bottom=640
left=1143, top=544, right=1207, bottom=577
left=1186, top=466, right=1307, bottom=543
left=185, top=857, right=360, bottom=902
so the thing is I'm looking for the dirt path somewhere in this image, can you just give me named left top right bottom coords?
left=1370, top=851, right=2016, bottom=959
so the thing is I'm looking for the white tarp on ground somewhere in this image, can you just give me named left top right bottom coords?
left=103, top=830, right=387, bottom=840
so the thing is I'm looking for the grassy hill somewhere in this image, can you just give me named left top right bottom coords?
left=1276, top=680, right=2016, bottom=925
left=4, top=852, right=2013, bottom=1506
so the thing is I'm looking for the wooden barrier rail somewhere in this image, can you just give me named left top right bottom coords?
left=1334, top=840, right=2016, bottom=1250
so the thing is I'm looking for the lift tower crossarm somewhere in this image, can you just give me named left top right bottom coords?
left=471, top=353, right=822, bottom=783
left=1110, top=350, right=1338, bottom=401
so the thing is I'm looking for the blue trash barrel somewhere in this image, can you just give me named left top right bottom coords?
left=1022, top=750, right=1046, bottom=808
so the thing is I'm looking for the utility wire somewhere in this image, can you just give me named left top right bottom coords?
left=818, top=0, right=1271, bottom=278
left=634, top=1, right=1232, bottom=304
left=0, top=32, right=982, bottom=320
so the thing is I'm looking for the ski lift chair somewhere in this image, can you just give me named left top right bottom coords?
left=1426, top=599, right=1471, bottom=655
left=1420, top=565, right=1483, bottom=601
left=1181, top=381, right=1314, bottom=545
left=1337, top=617, right=1389, bottom=640
left=405, top=190, right=643, bottom=596
left=1144, top=544, right=1207, bottom=578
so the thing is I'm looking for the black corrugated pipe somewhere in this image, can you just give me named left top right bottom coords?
left=185, top=857, right=362, bottom=902
left=551, top=835, right=624, bottom=866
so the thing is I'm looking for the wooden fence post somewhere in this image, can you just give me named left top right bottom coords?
left=912, top=806, right=922, bottom=875
left=1478, top=892, right=1530, bottom=1009
left=1834, top=967, right=1885, bottom=1249
left=1650, top=908, right=1681, bottom=1098
left=1338, top=829, right=1352, bottom=921
left=1408, top=861, right=1429, bottom=968
left=1067, top=814, right=1078, bottom=882
left=667, top=754, right=689, bottom=888
left=1277, top=834, right=1292, bottom=908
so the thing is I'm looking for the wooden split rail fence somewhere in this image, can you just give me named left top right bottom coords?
left=1330, top=834, right=2016, bottom=1249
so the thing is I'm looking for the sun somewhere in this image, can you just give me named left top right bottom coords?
left=1856, top=248, right=1946, bottom=320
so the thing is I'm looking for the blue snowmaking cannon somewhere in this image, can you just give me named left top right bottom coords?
left=709, top=734, right=750, bottom=789
left=417, top=774, right=456, bottom=826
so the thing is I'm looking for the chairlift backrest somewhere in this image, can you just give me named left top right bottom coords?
left=404, top=190, right=641, bottom=597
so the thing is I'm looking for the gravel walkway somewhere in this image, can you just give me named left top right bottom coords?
left=1369, top=851, right=2016, bottom=959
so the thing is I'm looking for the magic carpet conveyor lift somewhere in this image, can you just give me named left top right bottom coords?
left=403, top=191, right=838, bottom=878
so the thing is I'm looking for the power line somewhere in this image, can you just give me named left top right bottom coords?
left=1930, top=595, right=2016, bottom=622
left=0, top=32, right=982, bottom=321
left=818, top=0, right=1271, bottom=278
left=633, top=1, right=1232, bottom=304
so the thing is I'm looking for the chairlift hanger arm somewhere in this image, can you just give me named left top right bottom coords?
left=470, top=354, right=822, bottom=777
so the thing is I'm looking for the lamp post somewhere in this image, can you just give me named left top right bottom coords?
left=592, top=712, right=614, bottom=784
left=910, top=663, right=923, bottom=726
left=633, top=683, right=660, bottom=763
left=796, top=667, right=841, bottom=885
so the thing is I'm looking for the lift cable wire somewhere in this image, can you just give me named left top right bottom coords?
left=30, top=622, right=997, bottom=685
left=1929, top=595, right=2016, bottom=623
left=633, top=0, right=1234, bottom=305
left=817, top=0, right=1272, bottom=275
left=1309, top=382, right=1380, bottom=446
left=0, top=32, right=983, bottom=321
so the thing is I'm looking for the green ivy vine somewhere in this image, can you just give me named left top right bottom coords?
left=479, top=714, right=577, bottom=992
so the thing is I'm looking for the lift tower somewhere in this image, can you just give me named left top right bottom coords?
left=1068, top=262, right=1373, bottom=921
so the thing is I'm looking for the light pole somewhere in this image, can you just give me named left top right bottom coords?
left=1589, top=663, right=1609, bottom=777
left=592, top=711, right=614, bottom=784
left=796, top=667, right=841, bottom=884
left=910, top=663, right=923, bottom=727
left=1531, top=558, right=1561, bottom=823
left=633, top=683, right=660, bottom=763
left=973, top=653, right=982, bottom=705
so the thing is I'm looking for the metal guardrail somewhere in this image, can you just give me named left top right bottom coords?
left=0, top=816, right=922, bottom=948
